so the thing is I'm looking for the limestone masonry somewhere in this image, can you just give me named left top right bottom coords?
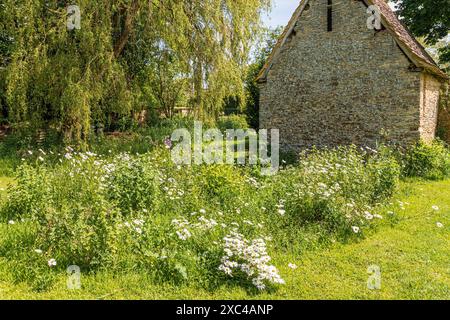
left=258, top=0, right=449, bottom=151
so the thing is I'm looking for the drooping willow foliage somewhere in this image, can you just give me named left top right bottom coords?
left=0, top=0, right=270, bottom=142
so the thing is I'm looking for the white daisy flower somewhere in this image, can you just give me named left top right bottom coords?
left=176, top=228, right=192, bottom=241
left=288, top=263, right=298, bottom=270
left=352, top=226, right=360, bottom=234
left=48, top=258, right=57, bottom=267
left=364, top=211, right=374, bottom=220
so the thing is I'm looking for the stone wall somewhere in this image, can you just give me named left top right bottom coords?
left=259, top=0, right=430, bottom=151
left=420, top=73, right=441, bottom=142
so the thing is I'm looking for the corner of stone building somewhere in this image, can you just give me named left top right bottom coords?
left=419, top=72, right=443, bottom=144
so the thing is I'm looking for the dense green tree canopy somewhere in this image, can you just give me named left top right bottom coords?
left=393, top=0, right=450, bottom=70
left=0, top=0, right=270, bottom=142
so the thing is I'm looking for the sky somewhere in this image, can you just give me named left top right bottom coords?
left=263, top=0, right=299, bottom=28
left=263, top=0, right=399, bottom=28
left=261, top=1, right=448, bottom=60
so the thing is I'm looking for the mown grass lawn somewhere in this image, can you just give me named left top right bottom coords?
left=0, top=177, right=448, bottom=300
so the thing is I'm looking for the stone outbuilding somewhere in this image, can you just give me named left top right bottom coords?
left=257, top=0, right=449, bottom=151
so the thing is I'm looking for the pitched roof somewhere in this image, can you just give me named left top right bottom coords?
left=257, top=0, right=449, bottom=82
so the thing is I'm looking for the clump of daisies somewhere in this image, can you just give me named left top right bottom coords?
left=120, top=218, right=145, bottom=235
left=172, top=213, right=218, bottom=241
left=172, top=218, right=192, bottom=241
left=219, top=231, right=285, bottom=290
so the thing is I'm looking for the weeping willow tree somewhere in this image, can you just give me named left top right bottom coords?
left=0, top=0, right=270, bottom=142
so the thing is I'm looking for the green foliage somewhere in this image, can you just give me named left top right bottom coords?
left=105, top=154, right=159, bottom=215
left=1, top=178, right=449, bottom=299
left=243, top=62, right=263, bottom=129
left=368, top=146, right=402, bottom=201
left=217, top=115, right=249, bottom=132
left=0, top=0, right=271, bottom=141
left=2, top=153, right=119, bottom=268
left=0, top=144, right=401, bottom=292
left=244, top=26, right=283, bottom=128
left=136, top=46, right=189, bottom=119
left=0, top=222, right=56, bottom=292
left=267, top=147, right=399, bottom=240
left=393, top=0, right=450, bottom=69
left=401, top=140, right=450, bottom=180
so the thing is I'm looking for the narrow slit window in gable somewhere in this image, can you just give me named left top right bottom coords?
left=327, top=0, right=333, bottom=32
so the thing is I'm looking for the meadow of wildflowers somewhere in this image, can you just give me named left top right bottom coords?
left=0, top=140, right=447, bottom=293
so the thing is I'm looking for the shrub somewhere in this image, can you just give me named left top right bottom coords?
left=217, top=115, right=249, bottom=132
left=193, top=164, right=249, bottom=207
left=104, top=153, right=159, bottom=215
left=401, top=140, right=450, bottom=180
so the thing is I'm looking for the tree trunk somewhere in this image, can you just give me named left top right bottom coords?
left=113, top=0, right=140, bottom=58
